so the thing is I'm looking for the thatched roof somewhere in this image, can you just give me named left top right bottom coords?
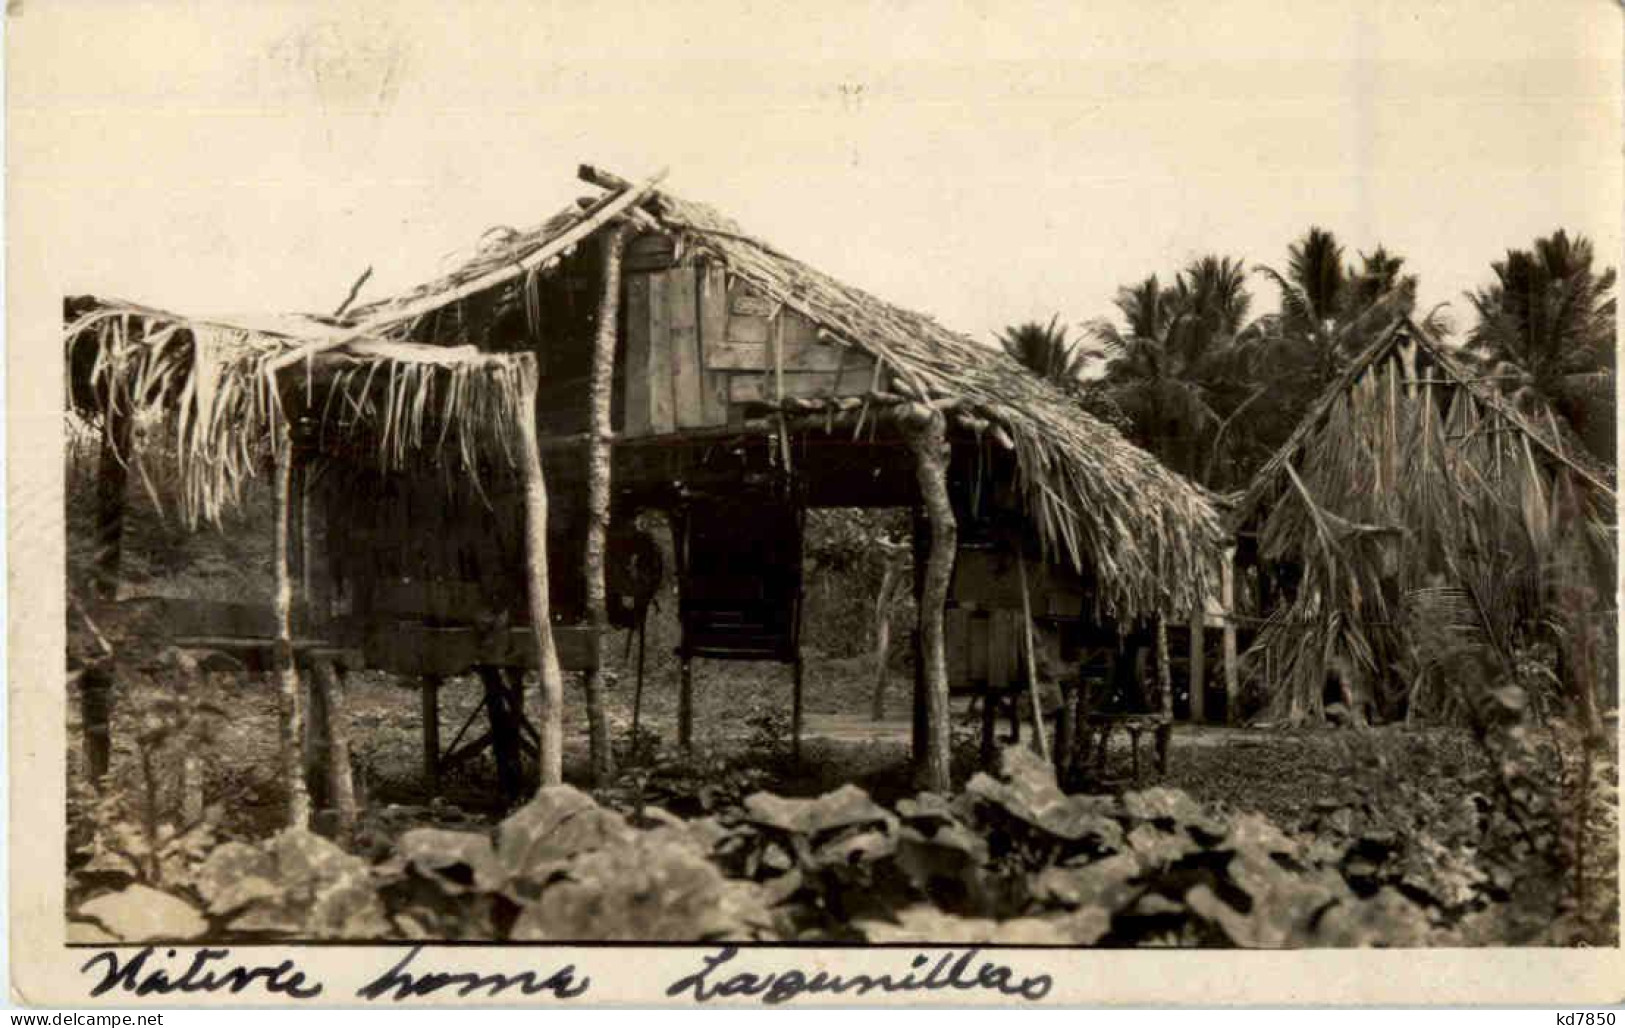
left=1227, top=315, right=1615, bottom=723
left=65, top=298, right=537, bottom=526
left=64, top=165, right=1225, bottom=618
left=345, top=167, right=1226, bottom=619
left=1231, top=317, right=1615, bottom=536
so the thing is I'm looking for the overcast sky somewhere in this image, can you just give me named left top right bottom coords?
left=11, top=1, right=1621, bottom=351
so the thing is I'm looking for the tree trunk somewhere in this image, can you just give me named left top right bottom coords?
left=516, top=356, right=566, bottom=788
left=905, top=409, right=956, bottom=793
left=273, top=430, right=311, bottom=829
left=1222, top=553, right=1239, bottom=725
left=581, top=223, right=629, bottom=785
left=870, top=561, right=898, bottom=721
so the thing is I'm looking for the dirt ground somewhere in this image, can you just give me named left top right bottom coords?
left=68, top=628, right=1499, bottom=846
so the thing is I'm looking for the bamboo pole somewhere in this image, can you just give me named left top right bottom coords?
left=272, top=428, right=311, bottom=828
left=1222, top=553, right=1239, bottom=725
left=515, top=355, right=567, bottom=787
left=1015, top=551, right=1051, bottom=764
left=905, top=409, right=956, bottom=792
left=581, top=224, right=629, bottom=785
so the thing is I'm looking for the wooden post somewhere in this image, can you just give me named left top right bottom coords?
left=479, top=666, right=525, bottom=801
left=582, top=224, right=628, bottom=786
left=870, top=557, right=898, bottom=721
left=1189, top=605, right=1207, bottom=724
left=303, top=656, right=332, bottom=811
left=421, top=675, right=441, bottom=791
left=82, top=411, right=132, bottom=787
left=678, top=656, right=695, bottom=750
left=515, top=354, right=567, bottom=787
left=273, top=428, right=311, bottom=829
left=1155, top=614, right=1173, bottom=722
left=905, top=408, right=956, bottom=793
left=909, top=506, right=929, bottom=769
left=791, top=656, right=804, bottom=763
left=1056, top=685, right=1079, bottom=782
left=631, top=621, right=648, bottom=749
left=1014, top=551, right=1051, bottom=764
left=1222, top=552, right=1239, bottom=725
left=312, top=658, right=358, bottom=842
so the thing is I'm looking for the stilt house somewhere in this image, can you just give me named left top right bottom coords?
left=65, top=164, right=1225, bottom=821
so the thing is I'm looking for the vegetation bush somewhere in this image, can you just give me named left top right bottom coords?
left=68, top=728, right=1615, bottom=946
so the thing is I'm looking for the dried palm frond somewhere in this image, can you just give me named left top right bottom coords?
left=1236, top=318, right=1614, bottom=724
left=64, top=300, right=536, bottom=529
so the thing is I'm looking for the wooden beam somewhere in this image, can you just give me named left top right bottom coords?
left=647, top=272, right=676, bottom=433
left=581, top=224, right=628, bottom=786
left=515, top=355, right=566, bottom=787
left=270, top=170, right=669, bottom=372
left=421, top=675, right=441, bottom=791
left=910, top=507, right=929, bottom=768
left=1189, top=605, right=1206, bottom=724
left=696, top=263, right=731, bottom=425
left=906, top=411, right=956, bottom=792
left=311, top=658, right=357, bottom=843
left=1156, top=615, right=1173, bottom=724
left=1015, top=552, right=1051, bottom=764
left=679, top=657, right=695, bottom=750
left=622, top=274, right=653, bottom=436
left=273, top=428, right=312, bottom=829
left=578, top=164, right=663, bottom=211
left=668, top=264, right=706, bottom=429
left=360, top=169, right=668, bottom=335
left=792, top=657, right=804, bottom=763
left=1222, top=553, right=1239, bottom=725
left=82, top=411, right=131, bottom=788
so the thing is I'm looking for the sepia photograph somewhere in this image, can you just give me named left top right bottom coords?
left=9, top=0, right=1624, bottom=1007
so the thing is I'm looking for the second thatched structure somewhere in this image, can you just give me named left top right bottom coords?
left=1228, top=317, right=1615, bottom=729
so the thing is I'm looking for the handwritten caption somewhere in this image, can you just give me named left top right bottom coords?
left=79, top=944, right=1053, bottom=1005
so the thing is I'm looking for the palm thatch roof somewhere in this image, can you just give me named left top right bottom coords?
left=344, top=166, right=1226, bottom=619
left=1229, top=316, right=1615, bottom=723
left=1231, top=318, right=1614, bottom=534
left=65, top=298, right=537, bottom=527
left=64, top=165, right=1225, bottom=619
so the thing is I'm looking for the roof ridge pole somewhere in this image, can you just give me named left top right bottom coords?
left=515, top=353, right=566, bottom=788
left=903, top=404, right=956, bottom=793
left=581, top=222, right=630, bottom=786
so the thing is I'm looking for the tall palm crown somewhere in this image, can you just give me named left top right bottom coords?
left=1092, top=260, right=1253, bottom=480
left=995, top=315, right=1096, bottom=387
left=1466, top=230, right=1616, bottom=462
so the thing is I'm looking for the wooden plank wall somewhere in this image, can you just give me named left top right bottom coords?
left=943, top=606, right=1023, bottom=691
left=620, top=244, right=879, bottom=437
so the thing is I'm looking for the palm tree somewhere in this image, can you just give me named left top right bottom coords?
left=1245, top=231, right=1452, bottom=466
left=1256, top=227, right=1348, bottom=355
left=1091, top=265, right=1247, bottom=480
left=1465, top=230, right=1616, bottom=462
left=995, top=315, right=1097, bottom=387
